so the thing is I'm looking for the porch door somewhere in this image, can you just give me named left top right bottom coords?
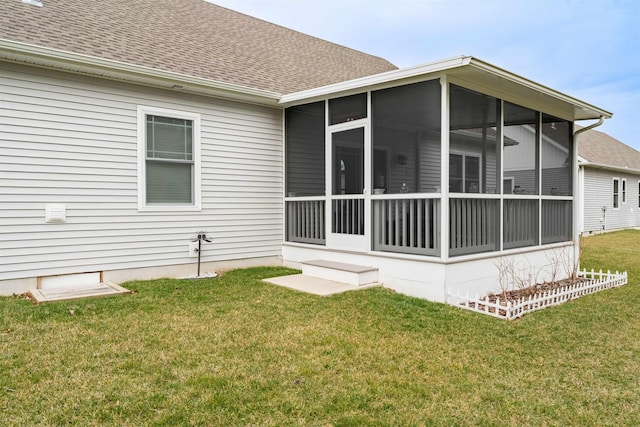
left=327, top=125, right=370, bottom=251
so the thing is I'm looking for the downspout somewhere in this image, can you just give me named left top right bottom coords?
left=573, top=115, right=606, bottom=273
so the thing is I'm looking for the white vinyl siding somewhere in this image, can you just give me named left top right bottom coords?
left=0, top=62, right=283, bottom=282
left=582, top=168, right=640, bottom=233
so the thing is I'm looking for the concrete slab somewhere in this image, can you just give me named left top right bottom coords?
left=263, top=274, right=381, bottom=296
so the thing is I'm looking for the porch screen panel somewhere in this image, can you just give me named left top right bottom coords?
left=542, top=115, right=572, bottom=196
left=449, top=85, right=499, bottom=194
left=285, top=101, right=325, bottom=197
left=329, top=93, right=367, bottom=125
left=372, top=80, right=441, bottom=194
left=542, top=200, right=572, bottom=244
left=503, top=102, right=538, bottom=195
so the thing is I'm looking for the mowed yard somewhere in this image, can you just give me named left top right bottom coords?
left=1, top=231, right=639, bottom=426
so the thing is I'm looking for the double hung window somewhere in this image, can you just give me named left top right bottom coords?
left=138, top=106, right=201, bottom=210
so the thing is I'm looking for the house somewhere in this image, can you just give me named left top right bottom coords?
left=0, top=0, right=612, bottom=302
left=577, top=128, right=640, bottom=233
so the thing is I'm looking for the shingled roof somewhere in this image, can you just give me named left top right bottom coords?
left=0, top=0, right=397, bottom=94
left=577, top=127, right=640, bottom=172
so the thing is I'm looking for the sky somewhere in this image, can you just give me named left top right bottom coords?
left=213, top=0, right=640, bottom=150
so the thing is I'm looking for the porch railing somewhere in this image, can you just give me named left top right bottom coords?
left=542, top=199, right=572, bottom=244
left=286, top=198, right=325, bottom=245
left=332, top=197, right=365, bottom=235
left=373, top=196, right=440, bottom=256
left=450, top=197, right=499, bottom=256
left=286, top=196, right=572, bottom=257
left=504, top=199, right=538, bottom=249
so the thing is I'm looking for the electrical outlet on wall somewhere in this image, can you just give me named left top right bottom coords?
left=188, top=241, right=199, bottom=258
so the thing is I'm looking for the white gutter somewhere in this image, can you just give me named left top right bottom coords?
left=573, top=116, right=606, bottom=138
left=0, top=39, right=282, bottom=106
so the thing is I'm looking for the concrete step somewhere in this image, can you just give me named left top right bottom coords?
left=263, top=274, right=381, bottom=296
left=301, top=259, right=378, bottom=286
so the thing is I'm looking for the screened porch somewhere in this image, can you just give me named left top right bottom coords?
left=284, top=79, right=574, bottom=259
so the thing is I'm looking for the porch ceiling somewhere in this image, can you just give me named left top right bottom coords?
left=280, top=56, right=612, bottom=123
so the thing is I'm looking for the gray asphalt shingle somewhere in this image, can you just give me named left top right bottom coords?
left=0, top=0, right=397, bottom=94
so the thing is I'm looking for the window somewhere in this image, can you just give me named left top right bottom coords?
left=449, top=153, right=480, bottom=193
left=638, top=181, right=640, bottom=209
left=137, top=106, right=201, bottom=211
left=613, top=178, right=619, bottom=209
left=622, top=179, right=627, bottom=204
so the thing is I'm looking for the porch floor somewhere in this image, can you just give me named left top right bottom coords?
left=29, top=282, right=132, bottom=303
left=263, top=274, right=382, bottom=296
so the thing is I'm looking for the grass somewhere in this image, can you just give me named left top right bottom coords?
left=1, top=230, right=639, bottom=426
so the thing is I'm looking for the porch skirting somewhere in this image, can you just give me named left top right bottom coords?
left=283, top=243, right=575, bottom=303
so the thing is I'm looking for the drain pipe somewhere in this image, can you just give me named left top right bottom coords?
left=573, top=115, right=606, bottom=274
left=574, top=115, right=605, bottom=138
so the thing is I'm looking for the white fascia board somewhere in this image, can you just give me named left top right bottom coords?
left=0, top=39, right=282, bottom=106
left=279, top=55, right=471, bottom=105
left=466, top=58, right=612, bottom=120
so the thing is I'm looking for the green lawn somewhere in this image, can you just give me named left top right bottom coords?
left=1, top=230, right=639, bottom=426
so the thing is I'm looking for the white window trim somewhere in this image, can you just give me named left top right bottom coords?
left=621, top=178, right=627, bottom=204
left=638, top=180, right=640, bottom=209
left=137, top=105, right=202, bottom=212
left=612, top=177, right=620, bottom=210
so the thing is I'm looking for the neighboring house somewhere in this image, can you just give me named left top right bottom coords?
left=0, top=0, right=612, bottom=301
left=577, top=128, right=640, bottom=233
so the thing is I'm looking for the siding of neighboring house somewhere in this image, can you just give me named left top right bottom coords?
left=582, top=168, right=640, bottom=233
left=0, top=62, right=283, bottom=285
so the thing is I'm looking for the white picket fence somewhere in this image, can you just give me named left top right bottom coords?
left=448, top=269, right=628, bottom=320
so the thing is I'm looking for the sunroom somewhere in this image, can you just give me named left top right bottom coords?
left=280, top=56, right=610, bottom=302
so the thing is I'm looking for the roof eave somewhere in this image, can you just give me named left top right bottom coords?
left=279, top=55, right=471, bottom=105
left=0, top=39, right=282, bottom=106
left=465, top=58, right=612, bottom=121
left=280, top=55, right=612, bottom=122
left=579, top=160, right=640, bottom=175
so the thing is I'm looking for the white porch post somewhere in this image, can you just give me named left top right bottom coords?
left=324, top=99, right=332, bottom=240
left=440, top=75, right=450, bottom=261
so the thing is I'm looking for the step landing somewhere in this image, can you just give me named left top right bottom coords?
left=302, top=259, right=378, bottom=286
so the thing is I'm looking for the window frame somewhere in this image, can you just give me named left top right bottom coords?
left=622, top=178, right=627, bottom=204
left=612, top=177, right=620, bottom=209
left=137, top=106, right=202, bottom=212
left=449, top=151, right=482, bottom=193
